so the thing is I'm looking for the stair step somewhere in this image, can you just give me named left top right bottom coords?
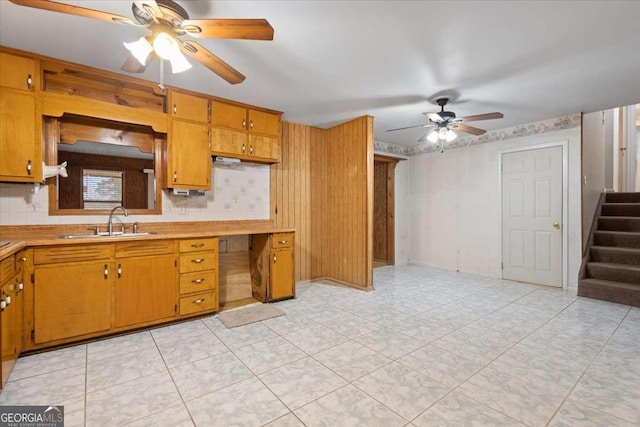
left=587, top=262, right=640, bottom=285
left=594, top=231, right=640, bottom=248
left=578, top=278, right=640, bottom=307
left=601, top=203, right=640, bottom=217
left=605, top=192, right=640, bottom=203
left=590, top=246, right=640, bottom=265
left=598, top=216, right=640, bottom=232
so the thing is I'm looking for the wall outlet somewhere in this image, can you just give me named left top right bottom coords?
left=178, top=207, right=189, bottom=215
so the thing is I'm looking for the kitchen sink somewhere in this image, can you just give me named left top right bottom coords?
left=59, top=231, right=157, bottom=239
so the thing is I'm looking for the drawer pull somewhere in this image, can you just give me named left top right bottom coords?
left=273, top=254, right=277, bottom=263
left=191, top=278, right=205, bottom=284
left=190, top=243, right=205, bottom=248
left=279, top=240, right=287, bottom=244
left=104, top=264, right=108, bottom=279
left=193, top=298, right=205, bottom=304
left=191, top=258, right=205, bottom=264
left=117, top=263, right=122, bottom=278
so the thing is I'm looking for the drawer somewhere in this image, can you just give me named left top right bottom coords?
left=180, top=291, right=217, bottom=316
left=271, top=232, right=294, bottom=249
left=35, top=244, right=111, bottom=265
left=180, top=270, right=217, bottom=295
left=115, top=240, right=175, bottom=258
left=179, top=238, right=218, bottom=254
left=179, top=252, right=217, bottom=273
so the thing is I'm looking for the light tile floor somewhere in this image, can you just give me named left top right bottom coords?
left=1, top=265, right=639, bottom=426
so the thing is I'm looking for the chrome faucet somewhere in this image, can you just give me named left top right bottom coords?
left=108, top=206, right=128, bottom=236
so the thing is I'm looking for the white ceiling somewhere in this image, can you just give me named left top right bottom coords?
left=1, top=1, right=639, bottom=147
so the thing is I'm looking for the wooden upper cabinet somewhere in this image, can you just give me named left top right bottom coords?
left=171, top=90, right=210, bottom=124
left=248, top=109, right=280, bottom=137
left=211, top=101, right=247, bottom=131
left=0, top=52, right=36, bottom=92
left=167, top=120, right=211, bottom=189
left=0, top=51, right=42, bottom=182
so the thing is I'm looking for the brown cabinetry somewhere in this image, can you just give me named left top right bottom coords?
left=250, top=232, right=295, bottom=302
left=167, top=89, right=212, bottom=190
left=33, top=245, right=112, bottom=344
left=114, top=240, right=177, bottom=328
left=178, top=237, right=218, bottom=316
left=0, top=51, right=42, bottom=182
left=1, top=253, right=25, bottom=388
left=210, top=100, right=281, bottom=163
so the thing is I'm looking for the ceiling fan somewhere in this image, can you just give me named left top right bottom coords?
left=387, top=97, right=504, bottom=149
left=9, top=0, right=275, bottom=84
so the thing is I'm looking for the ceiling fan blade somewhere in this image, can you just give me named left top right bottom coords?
left=121, top=53, right=149, bottom=73
left=452, top=123, right=486, bottom=136
left=386, top=124, right=435, bottom=132
left=180, top=41, right=245, bottom=84
left=9, top=0, right=139, bottom=26
left=133, top=1, right=163, bottom=22
left=424, top=112, right=443, bottom=123
left=460, top=112, right=504, bottom=122
left=181, top=19, right=274, bottom=40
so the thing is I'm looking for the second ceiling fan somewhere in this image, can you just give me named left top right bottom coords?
left=387, top=97, right=504, bottom=145
left=9, top=0, right=275, bottom=84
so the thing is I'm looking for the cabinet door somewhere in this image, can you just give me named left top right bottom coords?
left=171, top=91, right=209, bottom=123
left=1, top=282, right=18, bottom=387
left=270, top=248, right=294, bottom=301
left=210, top=127, right=248, bottom=157
left=169, top=120, right=211, bottom=189
left=0, top=52, right=36, bottom=92
left=249, top=134, right=279, bottom=161
left=115, top=255, right=176, bottom=328
left=211, top=101, right=247, bottom=131
left=248, top=109, right=280, bottom=136
left=34, top=262, right=111, bottom=344
left=0, top=88, right=41, bottom=181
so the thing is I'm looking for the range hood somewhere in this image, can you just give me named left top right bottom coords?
left=213, top=156, right=241, bottom=167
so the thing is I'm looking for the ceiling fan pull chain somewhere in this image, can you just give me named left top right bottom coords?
left=158, top=59, right=165, bottom=91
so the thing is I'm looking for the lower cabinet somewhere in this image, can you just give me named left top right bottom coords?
left=114, top=255, right=177, bottom=328
left=250, top=232, right=295, bottom=302
left=1, top=252, right=25, bottom=388
left=33, top=260, right=111, bottom=344
left=178, top=237, right=219, bottom=317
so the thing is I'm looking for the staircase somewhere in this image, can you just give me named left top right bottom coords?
left=579, top=192, right=640, bottom=307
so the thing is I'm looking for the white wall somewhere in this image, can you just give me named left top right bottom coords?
left=0, top=163, right=270, bottom=225
left=404, top=127, right=582, bottom=289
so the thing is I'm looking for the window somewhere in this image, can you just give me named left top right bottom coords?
left=83, top=169, right=123, bottom=210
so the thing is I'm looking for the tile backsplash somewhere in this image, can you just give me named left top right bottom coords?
left=0, top=162, right=270, bottom=225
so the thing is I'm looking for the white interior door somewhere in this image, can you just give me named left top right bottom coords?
left=502, top=146, right=563, bottom=287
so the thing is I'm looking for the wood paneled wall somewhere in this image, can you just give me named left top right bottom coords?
left=273, top=117, right=374, bottom=290
left=271, top=122, right=313, bottom=281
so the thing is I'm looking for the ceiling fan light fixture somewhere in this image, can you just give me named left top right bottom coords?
left=123, top=36, right=153, bottom=65
left=169, top=50, right=192, bottom=73
left=443, top=128, right=457, bottom=142
left=152, top=31, right=179, bottom=60
left=427, top=129, right=440, bottom=143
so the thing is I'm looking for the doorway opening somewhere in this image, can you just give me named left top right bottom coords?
left=373, top=155, right=403, bottom=268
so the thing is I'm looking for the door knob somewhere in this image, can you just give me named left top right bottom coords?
left=553, top=222, right=560, bottom=229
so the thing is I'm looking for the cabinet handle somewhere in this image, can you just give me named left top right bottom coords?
left=242, top=118, right=246, bottom=129
left=279, top=240, right=287, bottom=244
left=27, top=73, right=32, bottom=90
left=250, top=120, right=254, bottom=130
left=273, top=254, right=277, bottom=263
left=249, top=145, right=254, bottom=155
left=20, top=257, right=27, bottom=263
left=173, top=104, right=177, bottom=116
left=4, top=296, right=10, bottom=306
left=191, top=278, right=205, bottom=284
left=17, top=282, right=24, bottom=292
left=191, top=243, right=205, bottom=248
left=191, top=258, right=205, bottom=264
left=193, top=298, right=205, bottom=304
left=26, top=160, right=32, bottom=175
left=0, top=300, right=5, bottom=311
left=173, top=171, right=177, bottom=183
left=104, top=264, right=108, bottom=279
left=117, top=263, right=122, bottom=278
left=242, top=143, right=246, bottom=154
